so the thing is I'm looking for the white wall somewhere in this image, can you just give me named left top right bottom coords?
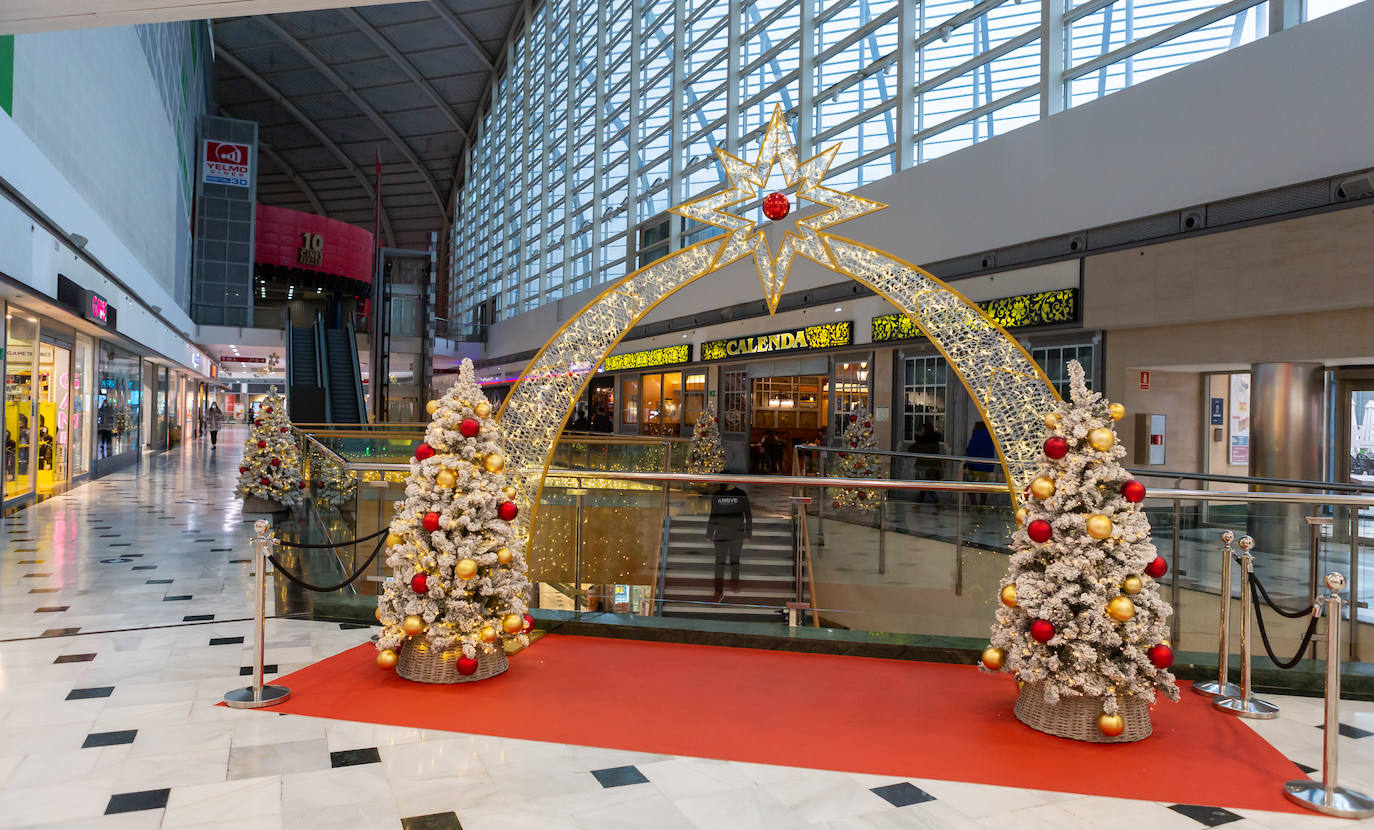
left=485, top=0, right=1374, bottom=360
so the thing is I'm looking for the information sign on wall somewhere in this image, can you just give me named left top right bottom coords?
left=1210, top=397, right=1224, bottom=426
left=701, top=321, right=852, bottom=361
left=202, top=140, right=251, bottom=187
left=1229, top=373, right=1251, bottom=466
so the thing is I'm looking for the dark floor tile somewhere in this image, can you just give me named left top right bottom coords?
left=1294, top=760, right=1318, bottom=774
left=84, top=729, right=137, bottom=748
left=100, top=558, right=133, bottom=564
left=240, top=665, right=278, bottom=675
left=195, top=538, right=214, bottom=542
left=229, top=559, right=250, bottom=563
left=184, top=614, right=214, bottom=622
left=1167, top=805, right=1242, bottom=827
left=209, top=636, right=244, bottom=646
left=1318, top=722, right=1374, bottom=740
left=98, top=534, right=119, bottom=538
left=212, top=547, right=233, bottom=551
left=67, top=686, right=115, bottom=700
left=16, top=559, right=44, bottom=564
left=400, top=813, right=462, bottom=830
left=871, top=782, right=937, bottom=808
left=54, top=653, right=97, bottom=664
left=145, top=579, right=173, bottom=585
left=105, top=788, right=169, bottom=814
left=28, top=588, right=59, bottom=594
left=330, top=747, right=381, bottom=768
left=42, top=628, right=80, bottom=637
left=34, top=606, right=69, bottom=613
left=163, top=595, right=192, bottom=601
left=591, top=765, right=649, bottom=788
left=109, top=543, right=131, bottom=547
left=131, top=565, right=156, bottom=571
left=339, top=623, right=370, bottom=630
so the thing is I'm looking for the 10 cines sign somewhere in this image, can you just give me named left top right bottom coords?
left=298, top=232, right=324, bottom=266
left=202, top=140, right=251, bottom=187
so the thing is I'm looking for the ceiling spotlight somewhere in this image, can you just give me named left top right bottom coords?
left=834, top=306, right=843, bottom=312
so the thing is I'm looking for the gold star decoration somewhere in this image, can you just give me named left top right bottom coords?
left=670, top=104, right=885, bottom=314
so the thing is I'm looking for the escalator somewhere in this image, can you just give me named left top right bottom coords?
left=323, top=321, right=366, bottom=424
left=285, top=314, right=366, bottom=424
left=286, top=323, right=326, bottom=423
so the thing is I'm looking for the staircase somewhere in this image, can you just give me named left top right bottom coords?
left=324, top=328, right=362, bottom=423
left=658, top=514, right=803, bottom=623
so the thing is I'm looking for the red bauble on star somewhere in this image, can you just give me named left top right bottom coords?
left=422, top=511, right=441, bottom=532
left=415, top=443, right=435, bottom=461
left=1030, top=619, right=1055, bottom=643
left=410, top=573, right=428, bottom=594
left=1147, top=643, right=1174, bottom=669
left=1144, top=556, right=1168, bottom=578
left=1121, top=479, right=1146, bottom=503
left=498, top=501, right=519, bottom=522
left=762, top=191, right=790, bottom=220
left=257, top=440, right=267, bottom=449
left=459, top=418, right=481, bottom=438
left=270, top=458, right=281, bottom=467
left=1027, top=518, right=1053, bottom=543
left=456, top=656, right=478, bottom=676
left=1043, top=436, right=1069, bottom=460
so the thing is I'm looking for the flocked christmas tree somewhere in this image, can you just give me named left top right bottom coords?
left=686, top=403, right=726, bottom=475
left=830, top=404, right=884, bottom=510
left=234, top=388, right=304, bottom=511
left=375, top=359, right=532, bottom=678
left=315, top=462, right=358, bottom=510
left=982, top=360, right=1177, bottom=740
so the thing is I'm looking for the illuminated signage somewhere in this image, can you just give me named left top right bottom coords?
left=701, top=321, right=853, bottom=361
left=88, top=293, right=107, bottom=324
left=602, top=344, right=693, bottom=372
left=298, top=232, right=324, bottom=266
left=202, top=140, right=251, bottom=187
left=871, top=288, right=1078, bottom=343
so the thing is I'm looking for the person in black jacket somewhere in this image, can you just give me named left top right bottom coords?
left=707, top=482, right=752, bottom=602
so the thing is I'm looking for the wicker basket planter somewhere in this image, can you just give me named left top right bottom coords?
left=1014, top=680, right=1152, bottom=743
left=242, top=495, right=289, bottom=515
left=397, top=638, right=508, bottom=684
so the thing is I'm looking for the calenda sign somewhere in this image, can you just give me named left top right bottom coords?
left=202, top=141, right=252, bottom=187
left=701, top=322, right=852, bottom=361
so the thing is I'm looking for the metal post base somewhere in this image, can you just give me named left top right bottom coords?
left=223, top=685, right=291, bottom=709
left=1213, top=694, right=1280, bottom=719
left=1284, top=780, right=1374, bottom=818
left=1192, top=679, right=1242, bottom=697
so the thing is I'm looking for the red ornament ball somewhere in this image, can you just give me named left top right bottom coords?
left=1121, top=479, right=1146, bottom=503
left=1043, top=436, right=1069, bottom=460
left=257, top=440, right=267, bottom=449
left=498, top=501, right=519, bottom=522
left=1148, top=643, right=1174, bottom=669
left=1030, top=619, right=1055, bottom=643
left=254, top=419, right=261, bottom=427
left=316, top=481, right=324, bottom=488
left=849, top=414, right=857, bottom=423
left=280, top=427, right=288, bottom=434
left=1144, top=556, right=1168, bottom=579
left=415, top=443, right=435, bottom=461
left=260, top=477, right=270, bottom=486
left=523, top=613, right=534, bottom=632
left=298, top=481, right=307, bottom=489
left=422, top=511, right=442, bottom=532
left=265, top=407, right=273, bottom=414
left=270, top=458, right=281, bottom=467
left=762, top=191, right=790, bottom=220
left=1027, top=518, right=1053, bottom=543
left=239, top=466, right=247, bottom=474
left=410, top=573, right=428, bottom=594
left=456, top=656, right=478, bottom=676
left=459, top=418, right=481, bottom=438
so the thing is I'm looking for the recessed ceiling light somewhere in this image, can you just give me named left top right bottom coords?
left=834, top=306, right=843, bottom=312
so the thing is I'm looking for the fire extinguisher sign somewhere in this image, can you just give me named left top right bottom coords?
left=202, top=140, right=252, bottom=187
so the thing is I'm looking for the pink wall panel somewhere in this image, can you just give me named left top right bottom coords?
left=254, top=204, right=373, bottom=284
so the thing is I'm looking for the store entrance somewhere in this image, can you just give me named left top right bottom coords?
left=748, top=375, right=827, bottom=474
left=36, top=342, right=71, bottom=495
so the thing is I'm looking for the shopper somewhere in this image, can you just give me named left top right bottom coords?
left=591, top=407, right=613, bottom=432
left=570, top=404, right=591, bottom=432
left=965, top=421, right=997, bottom=506
left=206, top=402, right=224, bottom=448
left=706, top=481, right=752, bottom=602
left=909, top=422, right=944, bottom=509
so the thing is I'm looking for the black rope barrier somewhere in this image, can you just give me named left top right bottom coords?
left=274, top=526, right=390, bottom=549
left=1249, top=579, right=1319, bottom=670
left=1252, top=574, right=1314, bottom=619
left=268, top=532, right=386, bottom=593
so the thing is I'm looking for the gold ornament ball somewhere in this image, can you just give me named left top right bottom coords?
left=475, top=401, right=492, bottom=418
left=483, top=453, right=505, bottom=474
left=1044, top=412, right=1062, bottom=429
left=436, top=469, right=457, bottom=489
left=503, top=486, right=518, bottom=500
left=480, top=625, right=498, bottom=643
left=1014, top=507, right=1027, bottom=526
left=1030, top=475, right=1056, bottom=500
left=496, top=547, right=513, bottom=565
left=426, top=399, right=440, bottom=415
left=1097, top=712, right=1125, bottom=737
left=1089, top=427, right=1116, bottom=452
left=402, top=615, right=426, bottom=637
left=1107, top=595, right=1136, bottom=622
left=1086, top=514, right=1114, bottom=539
left=1122, top=575, right=1143, bottom=595
left=980, top=646, right=1005, bottom=670
left=1108, top=402, right=1126, bottom=421
left=502, top=613, right=524, bottom=634
left=999, top=584, right=1018, bottom=607
left=386, top=533, right=403, bottom=548
left=374, top=606, right=383, bottom=621
left=456, top=558, right=478, bottom=580
left=377, top=649, right=399, bottom=670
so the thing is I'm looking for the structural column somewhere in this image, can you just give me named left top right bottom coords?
left=1248, top=362, right=1325, bottom=569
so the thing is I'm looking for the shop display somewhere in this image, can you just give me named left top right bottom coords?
left=685, top=403, right=725, bottom=475
left=234, top=388, right=304, bottom=512
left=830, top=405, right=883, bottom=510
left=376, top=359, right=532, bottom=684
left=984, top=360, right=1177, bottom=743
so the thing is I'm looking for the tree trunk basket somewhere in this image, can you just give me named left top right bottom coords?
left=242, top=495, right=289, bottom=515
left=1014, top=680, right=1152, bottom=743
left=397, top=638, right=508, bottom=684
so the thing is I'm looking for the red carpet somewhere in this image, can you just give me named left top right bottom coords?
left=269, top=634, right=1305, bottom=813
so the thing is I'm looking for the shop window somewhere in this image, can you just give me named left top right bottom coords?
left=902, top=355, right=947, bottom=446
left=832, top=358, right=871, bottom=435
left=752, top=376, right=826, bottom=431
left=639, top=371, right=684, bottom=435
left=721, top=370, right=747, bottom=434
left=684, top=373, right=706, bottom=425
left=621, top=376, right=639, bottom=425
left=1033, top=344, right=1095, bottom=398
left=96, top=343, right=141, bottom=461
left=5, top=315, right=37, bottom=499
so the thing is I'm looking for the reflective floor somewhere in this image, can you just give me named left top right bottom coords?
left=0, top=429, right=1370, bottom=828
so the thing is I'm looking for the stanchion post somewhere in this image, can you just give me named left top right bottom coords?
left=1194, top=530, right=1241, bottom=697
left=954, top=460, right=965, bottom=596
left=1284, top=572, right=1374, bottom=818
left=570, top=489, right=586, bottom=614
left=1214, top=535, right=1279, bottom=719
left=224, top=519, right=291, bottom=709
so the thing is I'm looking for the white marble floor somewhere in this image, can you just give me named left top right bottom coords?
left=1, top=431, right=1373, bottom=829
